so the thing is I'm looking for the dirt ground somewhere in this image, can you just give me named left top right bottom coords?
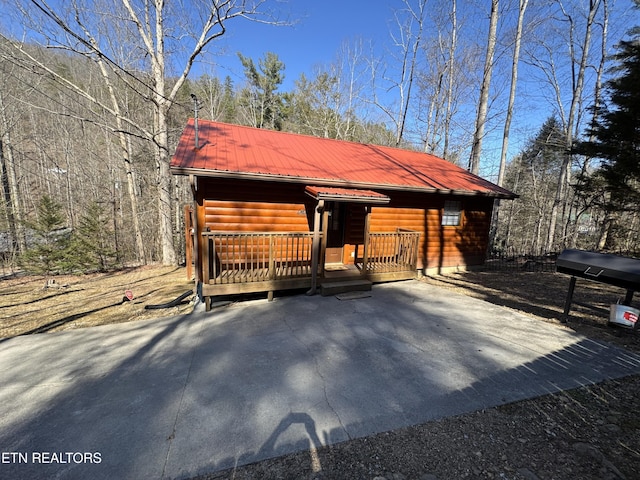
left=0, top=265, right=194, bottom=338
left=3, top=268, right=640, bottom=479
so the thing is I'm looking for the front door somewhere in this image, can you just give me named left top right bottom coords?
left=325, top=203, right=345, bottom=264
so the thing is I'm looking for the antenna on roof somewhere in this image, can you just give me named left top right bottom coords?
left=190, top=93, right=199, bottom=149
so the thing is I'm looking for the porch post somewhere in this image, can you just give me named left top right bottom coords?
left=306, top=199, right=324, bottom=296
left=191, top=176, right=201, bottom=285
left=361, top=205, right=371, bottom=278
left=321, top=206, right=329, bottom=278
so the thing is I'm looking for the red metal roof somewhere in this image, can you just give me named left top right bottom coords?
left=171, top=119, right=516, bottom=198
left=305, top=186, right=390, bottom=203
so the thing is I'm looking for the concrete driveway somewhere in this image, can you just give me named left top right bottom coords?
left=2, top=280, right=640, bottom=480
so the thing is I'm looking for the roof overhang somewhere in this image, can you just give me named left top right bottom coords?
left=170, top=167, right=518, bottom=200
left=304, top=186, right=390, bottom=204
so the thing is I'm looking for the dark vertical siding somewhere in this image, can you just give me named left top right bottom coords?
left=344, top=204, right=366, bottom=244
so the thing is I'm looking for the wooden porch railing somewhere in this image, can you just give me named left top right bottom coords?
left=356, top=228, right=420, bottom=273
left=202, top=229, right=419, bottom=291
left=202, top=232, right=316, bottom=285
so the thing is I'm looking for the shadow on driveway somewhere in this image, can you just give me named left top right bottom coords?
left=1, top=280, right=640, bottom=480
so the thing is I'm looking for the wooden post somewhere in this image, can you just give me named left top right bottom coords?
left=267, top=234, right=276, bottom=301
left=321, top=205, right=329, bottom=278
left=362, top=205, right=371, bottom=278
left=194, top=192, right=204, bottom=285
left=184, top=205, right=194, bottom=280
left=268, top=234, right=276, bottom=280
left=202, top=234, right=211, bottom=285
left=307, top=200, right=324, bottom=295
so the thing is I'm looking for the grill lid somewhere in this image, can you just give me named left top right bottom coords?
left=557, top=249, right=640, bottom=290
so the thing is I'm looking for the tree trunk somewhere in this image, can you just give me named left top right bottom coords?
left=489, top=0, right=528, bottom=251
left=498, top=0, right=528, bottom=189
left=597, top=211, right=613, bottom=250
left=0, top=93, right=25, bottom=254
left=124, top=135, right=146, bottom=264
left=468, top=0, right=499, bottom=175
left=156, top=103, right=177, bottom=265
left=442, top=0, right=458, bottom=160
left=149, top=7, right=178, bottom=265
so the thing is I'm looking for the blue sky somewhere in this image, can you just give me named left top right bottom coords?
left=199, top=1, right=397, bottom=90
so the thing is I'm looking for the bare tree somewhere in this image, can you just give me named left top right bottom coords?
left=5, top=0, right=283, bottom=264
left=443, top=0, right=458, bottom=160
left=0, top=91, right=25, bottom=255
left=287, top=40, right=367, bottom=142
left=369, top=0, right=427, bottom=147
left=410, top=0, right=478, bottom=163
left=573, top=0, right=610, bottom=248
left=468, top=0, right=499, bottom=175
left=394, top=0, right=427, bottom=146
left=488, top=0, right=529, bottom=250
left=545, top=0, right=602, bottom=252
left=79, top=21, right=147, bottom=262
left=498, top=0, right=529, bottom=188
left=330, top=39, right=368, bottom=141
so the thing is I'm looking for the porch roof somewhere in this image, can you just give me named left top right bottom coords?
left=171, top=119, right=517, bottom=199
left=304, top=186, right=390, bottom=204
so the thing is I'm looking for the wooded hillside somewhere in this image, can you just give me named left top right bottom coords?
left=0, top=0, right=638, bottom=273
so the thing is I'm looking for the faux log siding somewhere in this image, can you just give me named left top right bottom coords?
left=194, top=178, right=313, bottom=281
left=203, top=201, right=310, bottom=232
left=370, top=200, right=492, bottom=270
left=193, top=177, right=494, bottom=275
left=197, top=178, right=313, bottom=233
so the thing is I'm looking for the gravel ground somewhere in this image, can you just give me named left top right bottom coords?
left=193, top=271, right=640, bottom=480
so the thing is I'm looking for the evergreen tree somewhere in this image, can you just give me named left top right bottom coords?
left=576, top=14, right=640, bottom=211
left=221, top=76, right=237, bottom=123
left=521, top=117, right=567, bottom=173
left=498, top=117, right=569, bottom=253
left=68, top=202, right=117, bottom=272
left=238, top=52, right=285, bottom=130
left=20, top=195, right=71, bottom=275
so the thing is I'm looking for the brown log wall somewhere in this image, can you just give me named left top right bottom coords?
left=193, top=177, right=493, bottom=279
left=370, top=194, right=492, bottom=271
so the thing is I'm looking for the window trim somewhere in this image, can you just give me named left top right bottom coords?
left=442, top=200, right=462, bottom=226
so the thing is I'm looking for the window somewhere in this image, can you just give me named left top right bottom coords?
left=442, top=200, right=461, bottom=226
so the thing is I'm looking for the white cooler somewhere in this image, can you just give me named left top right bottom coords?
left=609, top=304, right=640, bottom=328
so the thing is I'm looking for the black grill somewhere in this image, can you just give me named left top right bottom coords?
left=557, top=249, right=640, bottom=291
left=556, top=249, right=640, bottom=320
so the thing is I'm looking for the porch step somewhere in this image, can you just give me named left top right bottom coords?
left=320, top=279, right=372, bottom=297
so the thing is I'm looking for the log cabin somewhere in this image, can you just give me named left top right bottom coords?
left=170, top=119, right=516, bottom=309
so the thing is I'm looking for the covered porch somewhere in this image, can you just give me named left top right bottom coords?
left=198, top=186, right=420, bottom=310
